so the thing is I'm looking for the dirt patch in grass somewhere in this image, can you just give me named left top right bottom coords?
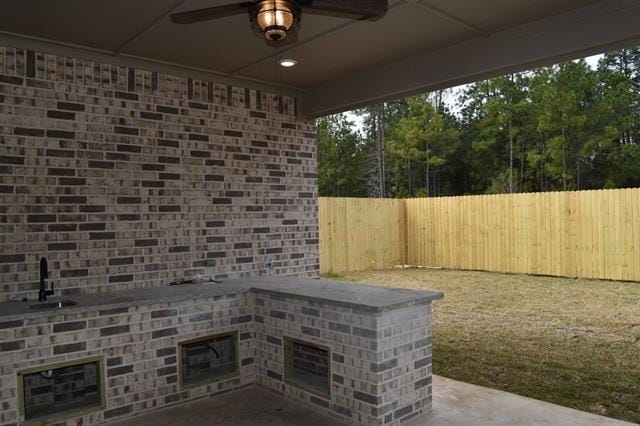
left=330, top=268, right=640, bottom=423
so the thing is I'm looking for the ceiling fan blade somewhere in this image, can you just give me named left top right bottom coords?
left=170, top=2, right=254, bottom=24
left=299, top=0, right=388, bottom=21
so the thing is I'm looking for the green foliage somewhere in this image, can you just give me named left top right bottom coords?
left=317, top=114, right=367, bottom=197
left=387, top=95, right=459, bottom=196
left=318, top=47, right=640, bottom=197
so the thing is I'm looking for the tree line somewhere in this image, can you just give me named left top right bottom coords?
left=317, top=48, right=640, bottom=197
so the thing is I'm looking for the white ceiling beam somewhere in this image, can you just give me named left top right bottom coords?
left=404, top=0, right=489, bottom=37
left=113, top=0, right=192, bottom=55
left=303, top=0, right=640, bottom=117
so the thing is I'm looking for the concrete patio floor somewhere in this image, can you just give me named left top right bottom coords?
left=407, top=376, right=633, bottom=426
left=106, top=376, right=633, bottom=426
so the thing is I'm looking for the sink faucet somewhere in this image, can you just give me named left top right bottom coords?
left=39, top=257, right=54, bottom=302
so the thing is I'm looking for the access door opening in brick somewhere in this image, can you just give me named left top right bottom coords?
left=179, top=332, right=239, bottom=388
left=19, top=357, right=105, bottom=422
left=284, top=337, right=330, bottom=396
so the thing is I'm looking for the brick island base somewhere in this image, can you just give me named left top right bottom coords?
left=0, top=277, right=443, bottom=426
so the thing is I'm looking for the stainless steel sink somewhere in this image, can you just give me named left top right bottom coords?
left=28, top=300, right=78, bottom=310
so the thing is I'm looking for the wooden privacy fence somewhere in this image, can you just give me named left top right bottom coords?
left=319, top=197, right=406, bottom=274
left=319, top=189, right=640, bottom=282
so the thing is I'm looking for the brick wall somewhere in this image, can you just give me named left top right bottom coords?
left=252, top=292, right=434, bottom=425
left=0, top=288, right=435, bottom=426
left=0, top=292, right=256, bottom=425
left=0, top=45, right=319, bottom=302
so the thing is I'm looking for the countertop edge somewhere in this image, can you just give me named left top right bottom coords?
left=248, top=287, right=443, bottom=313
left=0, top=277, right=444, bottom=321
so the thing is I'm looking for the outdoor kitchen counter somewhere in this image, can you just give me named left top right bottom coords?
left=0, top=276, right=443, bottom=321
left=0, top=276, right=442, bottom=426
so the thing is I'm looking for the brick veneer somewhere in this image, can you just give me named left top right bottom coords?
left=0, top=287, right=435, bottom=426
left=0, top=293, right=256, bottom=425
left=252, top=291, right=433, bottom=425
left=0, top=45, right=319, bottom=302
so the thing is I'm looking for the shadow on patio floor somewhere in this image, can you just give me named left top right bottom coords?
left=106, top=376, right=632, bottom=426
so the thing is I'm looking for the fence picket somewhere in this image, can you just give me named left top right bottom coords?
left=319, top=189, right=640, bottom=281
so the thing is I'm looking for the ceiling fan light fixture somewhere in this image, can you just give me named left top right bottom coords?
left=250, top=0, right=301, bottom=42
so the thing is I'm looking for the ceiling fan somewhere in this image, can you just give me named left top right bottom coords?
left=171, top=0, right=388, bottom=43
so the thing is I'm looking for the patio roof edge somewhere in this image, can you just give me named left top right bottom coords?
left=302, top=0, right=640, bottom=118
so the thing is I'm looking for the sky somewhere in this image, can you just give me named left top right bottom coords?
left=345, top=54, right=603, bottom=134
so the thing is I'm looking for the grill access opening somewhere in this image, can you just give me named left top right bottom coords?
left=19, top=357, right=105, bottom=422
left=179, top=331, right=239, bottom=388
left=284, top=337, right=330, bottom=396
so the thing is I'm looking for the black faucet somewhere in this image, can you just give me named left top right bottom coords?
left=39, top=257, right=54, bottom=302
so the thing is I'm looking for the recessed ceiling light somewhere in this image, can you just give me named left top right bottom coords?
left=279, top=59, right=298, bottom=68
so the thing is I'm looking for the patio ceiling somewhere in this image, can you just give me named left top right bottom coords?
left=1, top=0, right=640, bottom=117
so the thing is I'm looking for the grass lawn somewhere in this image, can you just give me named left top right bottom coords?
left=325, top=268, right=640, bottom=424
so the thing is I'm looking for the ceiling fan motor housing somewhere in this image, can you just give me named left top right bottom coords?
left=250, top=0, right=302, bottom=41
left=169, top=0, right=388, bottom=45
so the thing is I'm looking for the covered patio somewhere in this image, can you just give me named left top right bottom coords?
left=2, top=0, right=639, bottom=117
left=1, top=0, right=639, bottom=425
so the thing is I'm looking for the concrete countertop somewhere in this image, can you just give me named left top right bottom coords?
left=0, top=276, right=443, bottom=321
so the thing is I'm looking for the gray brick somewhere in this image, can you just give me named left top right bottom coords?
left=100, top=325, right=131, bottom=336
left=309, top=396, right=330, bottom=408
left=353, top=390, right=379, bottom=405
left=266, top=335, right=282, bottom=346
left=107, top=356, right=123, bottom=367
left=300, top=307, right=320, bottom=317
left=0, top=320, right=23, bottom=329
left=0, top=254, right=25, bottom=264
left=270, top=310, right=286, bottom=319
left=157, top=366, right=177, bottom=376
left=151, top=309, right=177, bottom=319
left=415, top=376, right=432, bottom=390
left=415, top=337, right=432, bottom=348
left=53, top=321, right=86, bottom=333
left=266, top=369, right=282, bottom=381
left=189, top=313, right=214, bottom=322
left=394, top=404, right=413, bottom=420
left=165, top=394, right=181, bottom=404
left=0, top=340, right=24, bottom=352
left=352, top=326, right=377, bottom=339
left=152, top=328, right=178, bottom=339
left=332, top=404, right=353, bottom=418
left=99, top=307, right=129, bottom=316
left=414, top=356, right=432, bottom=369
left=108, top=365, right=134, bottom=377
left=103, top=404, right=133, bottom=419
left=157, top=347, right=176, bottom=357
left=329, top=322, right=351, bottom=334
left=301, top=326, right=320, bottom=337
left=371, top=358, right=398, bottom=373
left=231, top=314, right=252, bottom=324
left=53, top=342, right=86, bottom=354
left=332, top=353, right=345, bottom=364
